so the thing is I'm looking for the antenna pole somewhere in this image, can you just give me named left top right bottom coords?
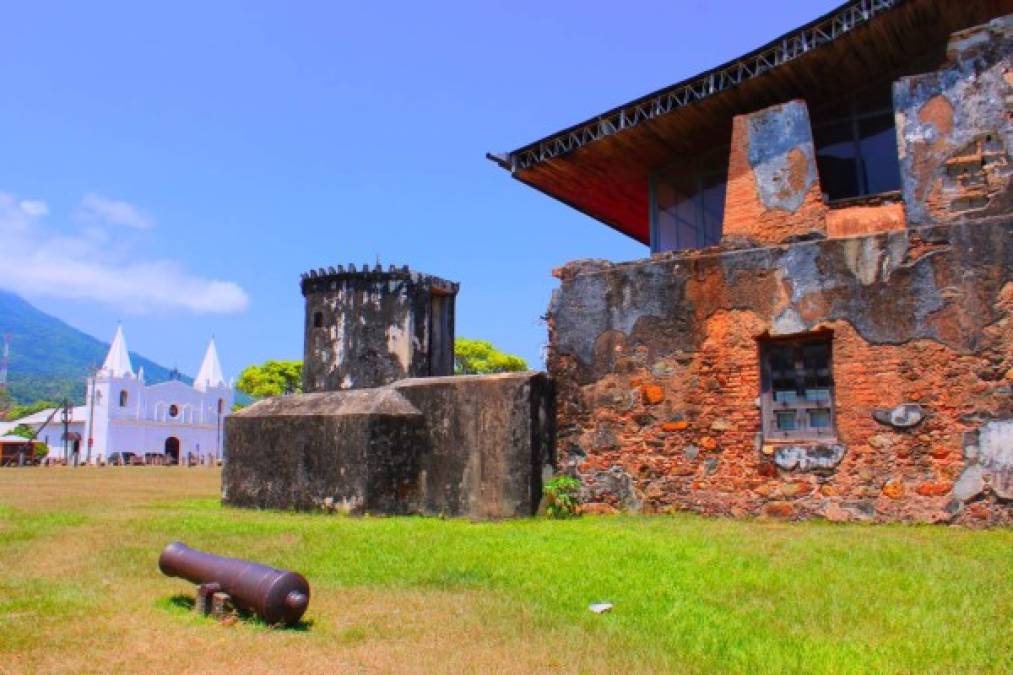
left=0, top=333, right=10, bottom=389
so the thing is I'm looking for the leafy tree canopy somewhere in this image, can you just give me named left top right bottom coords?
left=236, top=360, right=303, bottom=399
left=4, top=400, right=60, bottom=422
left=10, top=423, right=36, bottom=439
left=454, top=338, right=528, bottom=375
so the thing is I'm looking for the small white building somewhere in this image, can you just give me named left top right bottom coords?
left=0, top=326, right=233, bottom=464
left=0, top=406, right=87, bottom=460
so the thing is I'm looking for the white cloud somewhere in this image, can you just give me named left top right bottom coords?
left=0, top=193, right=45, bottom=234
left=19, top=200, right=49, bottom=217
left=0, top=191, right=249, bottom=314
left=77, top=192, right=154, bottom=230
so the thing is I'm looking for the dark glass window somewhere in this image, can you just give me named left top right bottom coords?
left=119, top=390, right=128, bottom=407
left=651, top=146, right=728, bottom=253
left=760, top=334, right=836, bottom=441
left=313, top=311, right=323, bottom=328
left=810, top=85, right=900, bottom=201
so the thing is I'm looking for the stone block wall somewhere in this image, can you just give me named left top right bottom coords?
left=223, top=371, right=554, bottom=519
left=223, top=388, right=426, bottom=513
left=825, top=202, right=906, bottom=239
left=547, top=220, right=1012, bottom=524
left=722, top=97, right=914, bottom=247
left=394, top=373, right=556, bottom=519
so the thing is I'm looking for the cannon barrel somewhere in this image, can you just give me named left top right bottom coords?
left=158, top=541, right=309, bottom=625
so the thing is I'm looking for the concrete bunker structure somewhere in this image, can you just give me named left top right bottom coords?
left=224, top=265, right=555, bottom=519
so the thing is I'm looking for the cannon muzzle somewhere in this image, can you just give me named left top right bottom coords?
left=159, top=541, right=309, bottom=625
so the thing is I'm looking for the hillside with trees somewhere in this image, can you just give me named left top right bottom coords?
left=0, top=290, right=186, bottom=405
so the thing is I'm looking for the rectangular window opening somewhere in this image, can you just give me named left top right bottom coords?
left=650, top=144, right=729, bottom=253
left=759, top=333, right=836, bottom=442
left=809, top=83, right=901, bottom=202
left=428, top=294, right=452, bottom=376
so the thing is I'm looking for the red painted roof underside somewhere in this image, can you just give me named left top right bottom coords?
left=501, top=0, right=1010, bottom=245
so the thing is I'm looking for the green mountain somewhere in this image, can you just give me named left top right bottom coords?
left=0, top=290, right=189, bottom=405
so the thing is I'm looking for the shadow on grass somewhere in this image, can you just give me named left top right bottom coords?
left=163, top=593, right=195, bottom=611
left=157, top=594, right=313, bottom=632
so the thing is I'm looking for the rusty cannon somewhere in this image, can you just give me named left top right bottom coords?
left=158, top=541, right=310, bottom=625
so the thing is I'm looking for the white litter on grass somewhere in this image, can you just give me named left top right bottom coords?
left=588, top=603, right=613, bottom=614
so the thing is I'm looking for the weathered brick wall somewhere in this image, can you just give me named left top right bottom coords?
left=721, top=97, right=914, bottom=246
left=722, top=100, right=828, bottom=245
left=546, top=17, right=1012, bottom=525
left=548, top=220, right=1012, bottom=524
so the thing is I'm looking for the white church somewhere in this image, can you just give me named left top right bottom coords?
left=4, top=326, right=234, bottom=464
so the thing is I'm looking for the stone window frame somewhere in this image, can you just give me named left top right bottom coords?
left=759, top=332, right=837, bottom=443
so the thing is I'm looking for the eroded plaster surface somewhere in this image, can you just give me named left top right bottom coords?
left=747, top=100, right=818, bottom=213
left=895, top=16, right=1013, bottom=224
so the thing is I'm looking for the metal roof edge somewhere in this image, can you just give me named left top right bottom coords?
left=494, top=0, right=906, bottom=173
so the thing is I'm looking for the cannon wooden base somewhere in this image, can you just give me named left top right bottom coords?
left=195, top=584, right=233, bottom=619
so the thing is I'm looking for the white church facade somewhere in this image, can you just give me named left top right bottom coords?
left=3, top=326, right=234, bottom=464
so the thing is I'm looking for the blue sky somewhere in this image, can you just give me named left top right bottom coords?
left=0, top=1, right=839, bottom=378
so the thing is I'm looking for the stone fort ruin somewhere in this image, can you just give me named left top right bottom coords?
left=226, top=1, right=1011, bottom=526
left=223, top=265, right=555, bottom=518
left=489, top=1, right=1012, bottom=525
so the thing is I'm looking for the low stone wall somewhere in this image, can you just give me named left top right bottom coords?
left=222, top=389, right=426, bottom=514
left=223, top=372, right=554, bottom=519
left=547, top=219, right=1012, bottom=525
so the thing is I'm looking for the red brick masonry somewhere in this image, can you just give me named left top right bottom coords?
left=549, top=222, right=1011, bottom=525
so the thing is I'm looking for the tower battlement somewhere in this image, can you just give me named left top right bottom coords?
left=299, top=264, right=459, bottom=296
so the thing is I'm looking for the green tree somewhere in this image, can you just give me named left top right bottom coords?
left=10, top=423, right=35, bottom=439
left=4, top=400, right=59, bottom=422
left=454, top=338, right=528, bottom=375
left=236, top=360, right=303, bottom=399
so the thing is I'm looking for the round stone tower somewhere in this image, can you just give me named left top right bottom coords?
left=300, top=264, right=459, bottom=392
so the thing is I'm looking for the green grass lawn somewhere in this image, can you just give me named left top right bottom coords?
left=0, top=468, right=1010, bottom=674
